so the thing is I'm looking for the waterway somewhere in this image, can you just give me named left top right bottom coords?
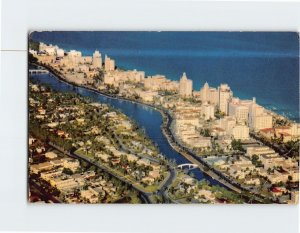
left=30, top=72, right=223, bottom=186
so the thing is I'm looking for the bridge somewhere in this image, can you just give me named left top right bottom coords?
left=29, top=69, right=49, bottom=75
left=177, top=163, right=199, bottom=170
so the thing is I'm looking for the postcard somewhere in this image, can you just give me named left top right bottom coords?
left=28, top=31, right=299, bottom=204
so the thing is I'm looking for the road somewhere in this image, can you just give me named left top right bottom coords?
left=158, top=168, right=177, bottom=203
left=29, top=179, right=61, bottom=203
left=35, top=63, right=267, bottom=203
left=160, top=110, right=272, bottom=203
left=49, top=142, right=176, bottom=203
left=112, top=131, right=161, bottom=164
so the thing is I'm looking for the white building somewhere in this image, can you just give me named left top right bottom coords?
left=56, top=48, right=65, bottom=57
left=248, top=97, right=272, bottom=131
left=39, top=43, right=57, bottom=55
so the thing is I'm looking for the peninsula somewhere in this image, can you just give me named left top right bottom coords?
left=28, top=40, right=299, bottom=204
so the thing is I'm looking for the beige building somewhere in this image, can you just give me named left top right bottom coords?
left=81, top=56, right=92, bottom=64
left=92, top=50, right=102, bottom=69
left=104, top=69, right=145, bottom=87
left=56, top=48, right=65, bottom=57
left=229, top=98, right=252, bottom=123
left=216, top=116, right=236, bottom=135
left=246, top=145, right=275, bottom=158
left=179, top=72, right=193, bottom=97
left=248, top=98, right=272, bottom=131
left=251, top=114, right=273, bottom=132
left=104, top=55, right=115, bottom=71
left=39, top=43, right=57, bottom=55
left=260, top=154, right=285, bottom=169
left=68, top=50, right=82, bottom=65
left=218, top=84, right=232, bottom=115
left=202, top=102, right=215, bottom=120
left=135, top=90, right=158, bottom=102
left=199, top=82, right=210, bottom=102
left=199, top=82, right=219, bottom=106
left=144, top=75, right=179, bottom=92
left=232, top=124, right=250, bottom=140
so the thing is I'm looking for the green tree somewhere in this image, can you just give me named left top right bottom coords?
left=29, top=39, right=40, bottom=51
left=231, top=139, right=245, bottom=152
left=62, top=168, right=73, bottom=175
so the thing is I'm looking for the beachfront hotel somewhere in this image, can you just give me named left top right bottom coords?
left=218, top=84, right=233, bottom=115
left=92, top=50, right=102, bottom=69
left=199, top=82, right=219, bottom=106
left=144, top=75, right=179, bottom=92
left=229, top=97, right=251, bottom=124
left=248, top=97, right=273, bottom=131
left=179, top=72, right=193, bottom=97
left=104, top=55, right=115, bottom=71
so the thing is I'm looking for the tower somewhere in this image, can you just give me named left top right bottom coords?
left=179, top=72, right=193, bottom=97
left=92, top=50, right=102, bottom=69
left=218, top=84, right=232, bottom=115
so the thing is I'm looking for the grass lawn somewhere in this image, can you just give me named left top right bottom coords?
left=130, top=195, right=141, bottom=204
left=136, top=184, right=159, bottom=193
left=74, top=148, right=94, bottom=158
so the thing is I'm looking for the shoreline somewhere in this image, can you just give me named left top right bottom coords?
left=32, top=63, right=271, bottom=202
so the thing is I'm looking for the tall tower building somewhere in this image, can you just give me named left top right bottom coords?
left=228, top=97, right=251, bottom=124
left=200, top=82, right=210, bottom=102
left=248, top=97, right=272, bottom=131
left=179, top=72, right=193, bottom=97
left=92, top=50, right=102, bottom=69
left=109, top=59, right=115, bottom=71
left=218, top=83, right=232, bottom=115
left=105, top=55, right=115, bottom=71
left=199, top=82, right=218, bottom=105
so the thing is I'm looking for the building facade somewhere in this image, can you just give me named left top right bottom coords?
left=92, top=50, right=102, bottom=69
left=179, top=72, right=193, bottom=97
left=218, top=84, right=232, bottom=115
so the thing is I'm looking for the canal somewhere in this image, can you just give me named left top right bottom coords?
left=30, top=72, right=224, bottom=187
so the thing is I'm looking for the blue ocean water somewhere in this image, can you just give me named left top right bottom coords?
left=30, top=32, right=300, bottom=121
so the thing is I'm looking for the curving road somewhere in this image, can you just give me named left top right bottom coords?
left=49, top=142, right=176, bottom=204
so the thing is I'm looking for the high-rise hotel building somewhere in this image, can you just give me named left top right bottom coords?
left=104, top=55, right=116, bottom=71
left=92, top=50, right=102, bottom=69
left=218, top=84, right=232, bottom=115
left=229, top=97, right=252, bottom=124
left=179, top=72, right=193, bottom=97
left=199, top=82, right=218, bottom=105
left=249, top=97, right=272, bottom=131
